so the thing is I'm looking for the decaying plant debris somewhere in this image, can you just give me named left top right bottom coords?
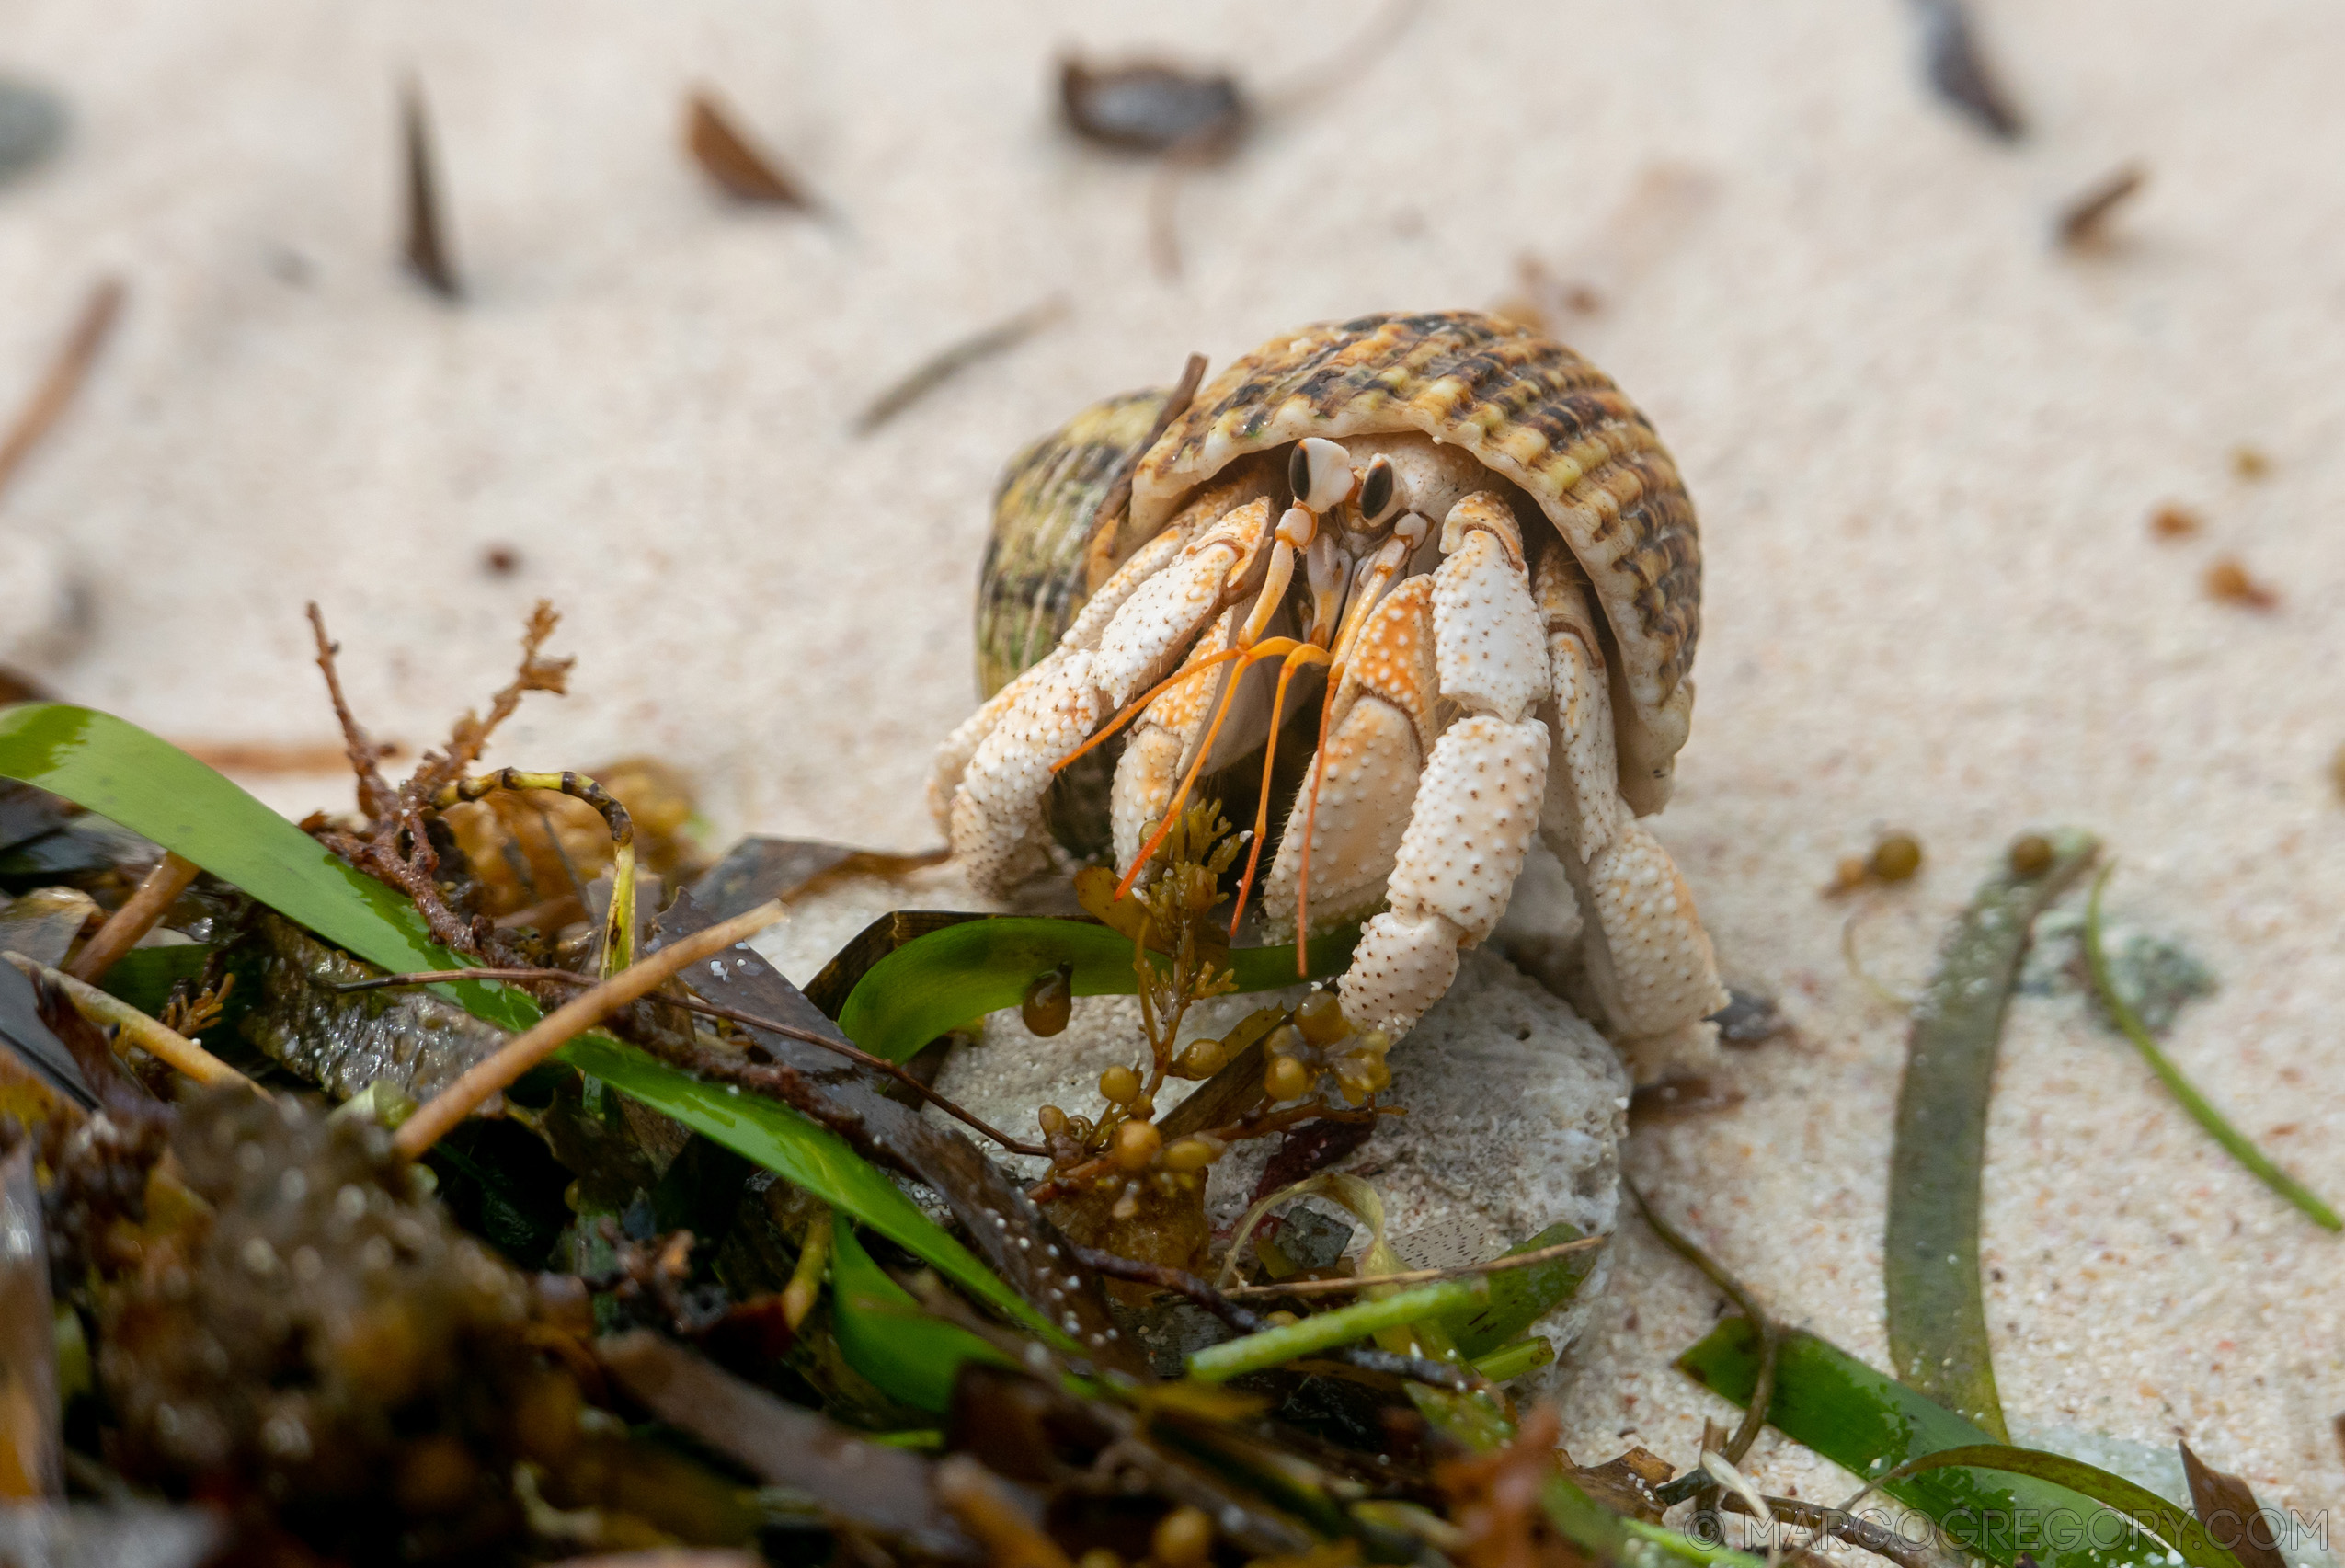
left=0, top=604, right=2326, bottom=1566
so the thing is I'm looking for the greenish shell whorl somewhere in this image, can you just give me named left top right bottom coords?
left=977, top=387, right=1170, bottom=698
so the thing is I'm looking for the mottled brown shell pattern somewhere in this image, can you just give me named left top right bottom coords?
left=976, top=387, right=1168, bottom=700
left=1128, top=311, right=1699, bottom=809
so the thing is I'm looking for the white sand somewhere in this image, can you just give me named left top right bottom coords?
left=3, top=0, right=2339, bottom=1515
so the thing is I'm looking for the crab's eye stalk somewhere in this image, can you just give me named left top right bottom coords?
left=1356, top=453, right=1399, bottom=525
left=1289, top=437, right=1354, bottom=513
left=1275, top=505, right=1317, bottom=550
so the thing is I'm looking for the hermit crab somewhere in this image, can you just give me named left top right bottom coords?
left=931, top=311, right=1723, bottom=1043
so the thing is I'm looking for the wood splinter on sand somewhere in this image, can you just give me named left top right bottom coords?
left=685, top=88, right=816, bottom=208
left=394, top=897, right=786, bottom=1158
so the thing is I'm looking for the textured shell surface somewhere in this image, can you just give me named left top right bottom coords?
left=977, top=386, right=1168, bottom=700
left=1128, top=311, right=1699, bottom=810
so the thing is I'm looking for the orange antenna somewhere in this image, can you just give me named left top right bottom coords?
left=1291, top=669, right=1344, bottom=972
left=1226, top=642, right=1331, bottom=938
left=1113, top=635, right=1307, bottom=901
left=1051, top=646, right=1248, bottom=774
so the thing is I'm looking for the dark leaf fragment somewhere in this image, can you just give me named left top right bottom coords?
left=689, top=836, right=944, bottom=922
left=1708, top=985, right=1787, bottom=1046
left=1248, top=1116, right=1376, bottom=1206
left=1915, top=0, right=2025, bottom=141
left=599, top=1331, right=976, bottom=1558
left=0, top=1142, right=63, bottom=1499
left=649, top=893, right=1144, bottom=1373
left=2178, top=1442, right=2283, bottom=1568
left=1059, top=58, right=1246, bottom=156
left=0, top=960, right=97, bottom=1109
left=685, top=90, right=815, bottom=208
left=400, top=76, right=461, bottom=299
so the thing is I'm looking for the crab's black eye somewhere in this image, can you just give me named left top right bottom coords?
left=1357, top=454, right=1397, bottom=523
left=1287, top=442, right=1311, bottom=504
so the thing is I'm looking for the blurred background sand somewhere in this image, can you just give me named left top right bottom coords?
left=1, top=0, right=2339, bottom=1515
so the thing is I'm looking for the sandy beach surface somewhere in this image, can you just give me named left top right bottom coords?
left=3, top=0, right=2339, bottom=1521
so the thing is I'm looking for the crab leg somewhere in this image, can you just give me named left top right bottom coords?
left=1333, top=494, right=1552, bottom=1038
left=947, top=498, right=1276, bottom=893
left=1531, top=544, right=1725, bottom=1039
left=1260, top=572, right=1442, bottom=948
left=928, top=523, right=1193, bottom=835
left=1111, top=506, right=1320, bottom=892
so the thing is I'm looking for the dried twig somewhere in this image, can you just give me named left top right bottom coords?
left=0, top=278, right=125, bottom=502
left=64, top=853, right=201, bottom=985
left=1082, top=350, right=1207, bottom=587
left=1633, top=1184, right=1777, bottom=1502
left=401, top=75, right=461, bottom=297
left=1220, top=1233, right=1603, bottom=1299
left=686, top=89, right=815, bottom=207
left=1715, top=1492, right=1951, bottom=1568
left=852, top=297, right=1069, bottom=435
left=4, top=952, right=257, bottom=1091
left=307, top=601, right=572, bottom=957
left=2055, top=163, right=2146, bottom=250
left=338, top=964, right=1048, bottom=1156
left=1071, top=1243, right=1475, bottom=1391
left=393, top=898, right=785, bottom=1157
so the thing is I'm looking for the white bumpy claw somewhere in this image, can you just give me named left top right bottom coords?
left=1336, top=494, right=1550, bottom=1037
left=1531, top=544, right=1725, bottom=1039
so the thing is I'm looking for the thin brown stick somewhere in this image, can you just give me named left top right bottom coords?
left=0, top=278, right=126, bottom=502
left=66, top=853, right=200, bottom=984
left=1633, top=1183, right=1777, bottom=1496
left=2055, top=162, right=2146, bottom=250
left=1081, top=350, right=1207, bottom=589
left=340, top=964, right=1047, bottom=1156
left=393, top=898, right=784, bottom=1157
left=1221, top=1234, right=1603, bottom=1299
left=1070, top=1243, right=1475, bottom=1392
left=5, top=952, right=257, bottom=1091
left=1716, top=1493, right=1950, bottom=1568
left=306, top=601, right=397, bottom=823
left=402, top=75, right=462, bottom=298
left=852, top=297, right=1068, bottom=435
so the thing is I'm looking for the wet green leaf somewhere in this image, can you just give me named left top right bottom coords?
left=1887, top=828, right=2096, bottom=1437
left=0, top=703, right=1035, bottom=1324
left=2085, top=867, right=2340, bottom=1231
left=1877, top=1446, right=2237, bottom=1568
left=830, top=1222, right=1010, bottom=1413
left=1445, top=1222, right=1596, bottom=1361
left=0, top=703, right=532, bottom=1029
left=1679, top=1316, right=2183, bottom=1568
left=834, top=914, right=1359, bottom=1063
